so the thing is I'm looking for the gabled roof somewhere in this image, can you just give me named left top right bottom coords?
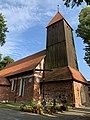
left=68, top=66, right=87, bottom=83
left=47, top=12, right=64, bottom=27
left=45, top=66, right=88, bottom=84
left=0, top=50, right=46, bottom=77
left=47, top=12, right=72, bottom=30
left=0, top=77, right=10, bottom=86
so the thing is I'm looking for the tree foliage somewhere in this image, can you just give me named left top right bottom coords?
left=84, top=45, right=90, bottom=66
left=76, top=7, right=90, bottom=66
left=0, top=13, right=14, bottom=70
left=0, top=13, right=8, bottom=46
left=63, top=0, right=90, bottom=8
left=0, top=54, right=14, bottom=70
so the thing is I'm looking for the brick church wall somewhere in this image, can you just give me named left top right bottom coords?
left=73, top=81, right=89, bottom=107
left=8, top=59, right=44, bottom=103
left=9, top=77, right=34, bottom=103
left=8, top=71, right=34, bottom=103
left=88, top=82, right=90, bottom=105
left=33, top=58, right=44, bottom=103
left=42, top=80, right=74, bottom=106
left=33, top=76, right=41, bottom=103
left=0, top=86, right=10, bottom=102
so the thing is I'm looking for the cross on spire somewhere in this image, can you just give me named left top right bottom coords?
left=57, top=4, right=60, bottom=12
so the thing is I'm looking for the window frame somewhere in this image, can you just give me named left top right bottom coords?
left=11, top=79, right=15, bottom=92
left=19, top=79, right=25, bottom=97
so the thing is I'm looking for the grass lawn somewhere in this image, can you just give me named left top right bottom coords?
left=0, top=102, right=21, bottom=110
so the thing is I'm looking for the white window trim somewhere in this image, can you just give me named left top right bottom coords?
left=11, top=79, right=15, bottom=91
left=19, top=79, right=25, bottom=97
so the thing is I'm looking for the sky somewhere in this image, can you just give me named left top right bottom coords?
left=0, top=0, right=90, bottom=80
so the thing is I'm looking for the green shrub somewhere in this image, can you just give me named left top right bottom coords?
left=31, top=98, right=35, bottom=107
left=60, top=105, right=68, bottom=111
left=20, top=104, right=27, bottom=111
left=20, top=102, right=44, bottom=114
left=45, top=105, right=57, bottom=114
left=20, top=104, right=33, bottom=112
left=55, top=106, right=61, bottom=111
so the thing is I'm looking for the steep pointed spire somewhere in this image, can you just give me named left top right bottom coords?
left=47, top=12, right=64, bottom=27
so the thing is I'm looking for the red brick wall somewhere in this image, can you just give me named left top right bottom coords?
left=33, top=76, right=40, bottom=103
left=73, top=81, right=89, bottom=107
left=41, top=80, right=74, bottom=106
left=88, top=84, right=90, bottom=105
left=9, top=77, right=34, bottom=103
left=33, top=58, right=44, bottom=103
left=0, top=85, right=10, bottom=102
left=8, top=60, right=44, bottom=103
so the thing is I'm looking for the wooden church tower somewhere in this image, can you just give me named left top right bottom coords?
left=46, top=12, right=78, bottom=70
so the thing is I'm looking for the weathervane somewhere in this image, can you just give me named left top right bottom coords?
left=57, top=4, right=60, bottom=12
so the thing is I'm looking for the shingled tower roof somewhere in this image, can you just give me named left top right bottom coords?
left=47, top=12, right=64, bottom=27
left=47, top=11, right=72, bottom=29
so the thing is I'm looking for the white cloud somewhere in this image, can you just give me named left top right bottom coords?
left=0, top=0, right=86, bottom=60
left=0, top=0, right=57, bottom=32
left=0, top=1, right=36, bottom=32
left=0, top=0, right=83, bottom=33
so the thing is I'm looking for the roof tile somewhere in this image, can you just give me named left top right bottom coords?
left=45, top=66, right=88, bottom=84
left=47, top=12, right=64, bottom=27
left=0, top=50, right=46, bottom=77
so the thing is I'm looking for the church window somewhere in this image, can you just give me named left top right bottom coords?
left=19, top=79, right=25, bottom=97
left=11, top=80, right=15, bottom=91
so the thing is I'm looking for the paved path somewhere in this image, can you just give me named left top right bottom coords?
left=0, top=107, right=90, bottom=120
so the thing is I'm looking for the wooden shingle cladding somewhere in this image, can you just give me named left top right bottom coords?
left=46, top=20, right=68, bottom=69
left=46, top=12, right=78, bottom=70
left=64, top=20, right=78, bottom=70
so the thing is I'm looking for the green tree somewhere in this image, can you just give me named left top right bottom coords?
left=76, top=7, right=90, bottom=66
left=0, top=55, right=14, bottom=70
left=0, top=13, right=14, bottom=70
left=63, top=0, right=90, bottom=7
left=0, top=13, right=8, bottom=46
left=84, top=45, right=90, bottom=66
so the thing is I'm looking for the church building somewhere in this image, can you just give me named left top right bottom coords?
left=0, top=11, right=89, bottom=107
